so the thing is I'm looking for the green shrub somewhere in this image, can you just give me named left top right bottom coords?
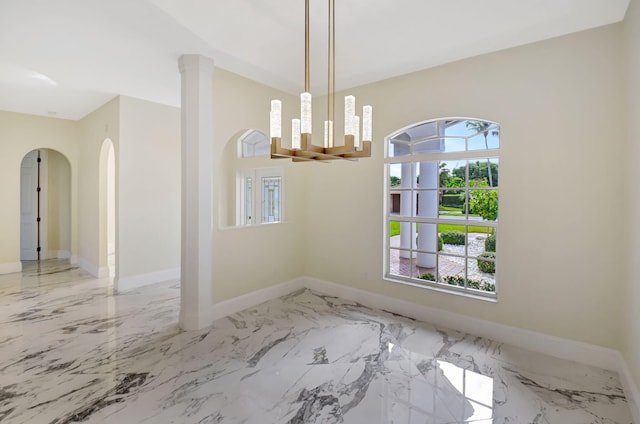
left=443, top=275, right=496, bottom=292
left=483, top=282, right=496, bottom=292
left=443, top=275, right=465, bottom=287
left=438, top=236, right=443, bottom=251
left=442, top=194, right=464, bottom=208
left=419, top=272, right=435, bottom=281
left=477, top=252, right=496, bottom=273
left=485, top=234, right=496, bottom=252
left=441, top=231, right=466, bottom=245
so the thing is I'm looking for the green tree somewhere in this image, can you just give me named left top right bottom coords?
left=465, top=121, right=499, bottom=187
left=390, top=175, right=401, bottom=186
left=452, top=161, right=498, bottom=187
left=439, top=163, right=450, bottom=187
left=468, top=179, right=498, bottom=226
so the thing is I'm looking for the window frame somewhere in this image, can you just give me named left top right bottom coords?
left=384, top=118, right=499, bottom=300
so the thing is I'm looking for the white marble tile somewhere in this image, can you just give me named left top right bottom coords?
left=0, top=260, right=633, bottom=423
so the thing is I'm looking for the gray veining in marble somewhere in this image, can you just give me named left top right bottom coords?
left=0, top=260, right=633, bottom=423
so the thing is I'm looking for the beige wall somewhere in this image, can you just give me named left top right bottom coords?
left=302, top=24, right=626, bottom=349
left=46, top=149, right=71, bottom=257
left=0, top=111, right=78, bottom=270
left=77, top=96, right=120, bottom=275
left=624, top=0, right=640, bottom=399
left=117, top=96, right=181, bottom=280
left=212, top=69, right=305, bottom=302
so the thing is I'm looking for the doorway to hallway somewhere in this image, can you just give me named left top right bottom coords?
left=20, top=149, right=71, bottom=263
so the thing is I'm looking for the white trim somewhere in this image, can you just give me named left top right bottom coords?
left=58, top=250, right=71, bottom=259
left=210, top=277, right=304, bottom=321
left=45, top=250, right=71, bottom=260
left=0, top=262, right=22, bottom=274
left=98, top=266, right=109, bottom=279
left=76, top=256, right=99, bottom=277
left=618, top=352, right=640, bottom=423
left=118, top=267, right=180, bottom=292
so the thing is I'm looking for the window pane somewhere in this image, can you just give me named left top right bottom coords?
left=389, top=163, right=403, bottom=188
left=416, top=223, right=438, bottom=253
left=439, top=224, right=467, bottom=256
left=442, top=136, right=465, bottom=153
left=489, top=158, right=499, bottom=188
left=389, top=221, right=416, bottom=250
left=388, top=139, right=411, bottom=157
left=439, top=189, right=466, bottom=219
left=467, top=159, right=498, bottom=188
left=467, top=189, right=498, bottom=222
left=415, top=161, right=439, bottom=189
left=438, top=254, right=466, bottom=286
left=415, top=190, right=438, bottom=218
left=439, top=160, right=467, bottom=188
left=245, top=177, right=252, bottom=225
left=468, top=126, right=499, bottom=151
left=389, top=249, right=417, bottom=278
left=261, top=176, right=281, bottom=223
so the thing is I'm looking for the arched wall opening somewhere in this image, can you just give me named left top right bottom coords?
left=99, top=138, right=117, bottom=284
left=20, top=148, right=72, bottom=262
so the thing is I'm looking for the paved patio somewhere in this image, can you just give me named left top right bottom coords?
left=389, top=233, right=494, bottom=283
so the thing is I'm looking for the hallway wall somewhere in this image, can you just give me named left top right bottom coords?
left=0, top=111, right=79, bottom=273
left=46, top=149, right=71, bottom=258
left=624, top=0, right=640, bottom=408
left=116, top=96, right=181, bottom=287
left=77, top=96, right=120, bottom=277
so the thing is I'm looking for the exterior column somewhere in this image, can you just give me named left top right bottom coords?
left=417, top=161, right=438, bottom=268
left=400, top=162, right=416, bottom=258
left=178, top=54, right=215, bottom=331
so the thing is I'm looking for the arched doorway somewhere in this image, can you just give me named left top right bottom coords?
left=20, top=149, right=71, bottom=262
left=99, top=139, right=117, bottom=282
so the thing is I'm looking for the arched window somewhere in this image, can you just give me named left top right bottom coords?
left=238, top=129, right=270, bottom=158
left=384, top=118, right=499, bottom=298
left=232, top=129, right=283, bottom=226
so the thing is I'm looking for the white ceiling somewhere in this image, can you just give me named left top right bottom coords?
left=0, top=0, right=630, bottom=120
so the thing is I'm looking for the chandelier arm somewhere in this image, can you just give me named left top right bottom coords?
left=332, top=0, right=335, bottom=132
left=305, top=0, right=310, bottom=93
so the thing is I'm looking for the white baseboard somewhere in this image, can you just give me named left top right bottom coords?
left=117, top=267, right=180, bottom=292
left=76, top=256, right=99, bottom=277
left=45, top=250, right=72, bottom=260
left=0, top=261, right=22, bottom=274
left=57, top=250, right=71, bottom=259
left=209, top=278, right=305, bottom=322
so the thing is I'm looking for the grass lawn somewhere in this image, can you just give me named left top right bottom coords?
left=389, top=221, right=491, bottom=237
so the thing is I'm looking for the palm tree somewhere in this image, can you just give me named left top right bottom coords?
left=465, top=120, right=498, bottom=187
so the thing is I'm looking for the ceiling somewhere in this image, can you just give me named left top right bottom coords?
left=0, top=0, right=630, bottom=120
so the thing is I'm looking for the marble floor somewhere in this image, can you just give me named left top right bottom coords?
left=0, top=260, right=633, bottom=423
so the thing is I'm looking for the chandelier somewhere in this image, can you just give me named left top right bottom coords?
left=270, top=0, right=372, bottom=162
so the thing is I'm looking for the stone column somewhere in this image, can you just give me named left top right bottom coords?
left=417, top=161, right=438, bottom=268
left=178, top=54, right=214, bottom=331
left=400, top=162, right=416, bottom=259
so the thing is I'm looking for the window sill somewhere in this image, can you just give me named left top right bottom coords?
left=384, top=275, right=498, bottom=303
left=219, top=221, right=289, bottom=231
